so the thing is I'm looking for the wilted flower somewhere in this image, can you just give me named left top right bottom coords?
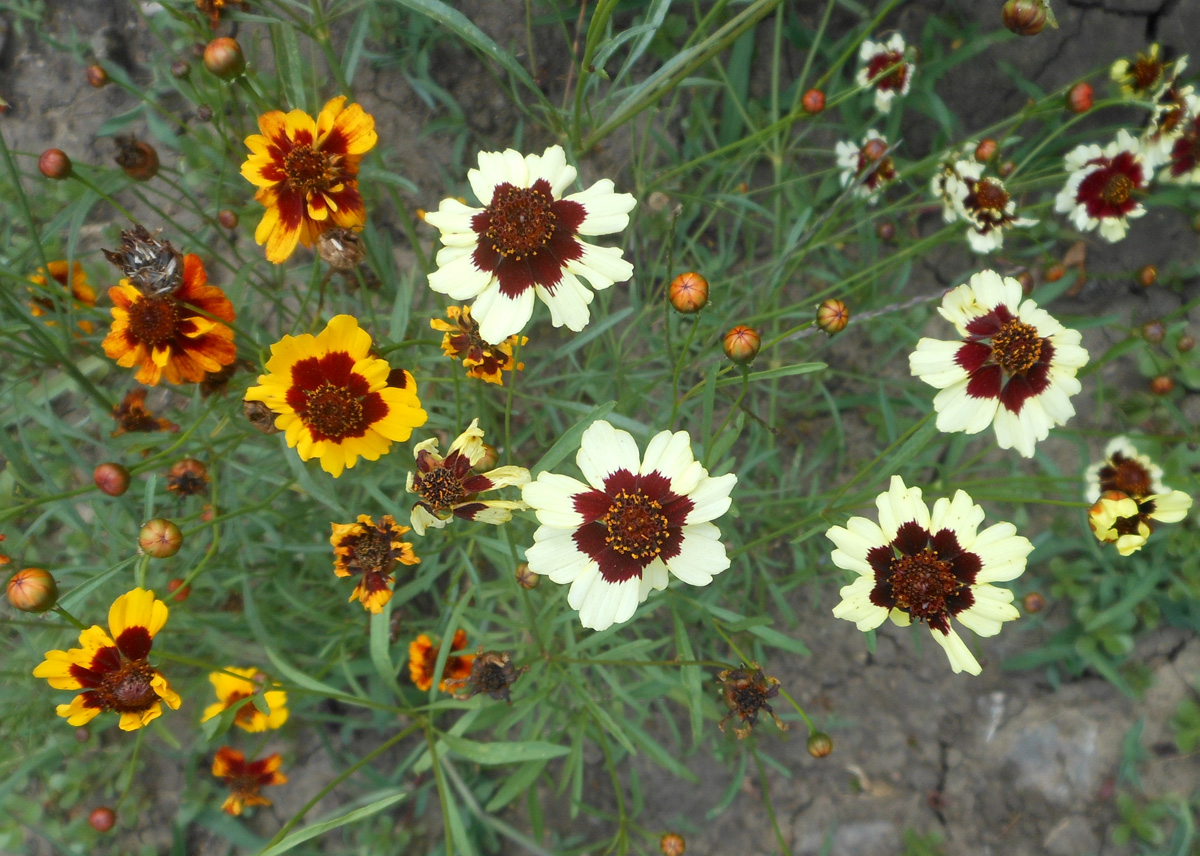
left=444, top=649, right=529, bottom=702
left=717, top=663, right=787, bottom=739
left=430, top=305, right=526, bottom=385
left=1110, top=44, right=1171, bottom=100
left=408, top=629, right=475, bottom=691
left=201, top=667, right=288, bottom=732
left=1157, top=107, right=1200, bottom=184
left=212, top=747, right=287, bottom=816
left=330, top=514, right=419, bottom=613
left=1054, top=130, right=1152, bottom=242
left=114, top=135, right=159, bottom=182
left=102, top=225, right=185, bottom=297
left=111, top=388, right=180, bottom=436
left=1088, top=489, right=1192, bottom=556
left=315, top=227, right=366, bottom=271
left=197, top=0, right=247, bottom=29
left=856, top=34, right=914, bottom=114
left=960, top=176, right=1036, bottom=253
left=166, top=459, right=209, bottom=497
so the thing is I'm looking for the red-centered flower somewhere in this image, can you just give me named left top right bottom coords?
left=32, top=588, right=181, bottom=730
left=1109, top=43, right=1169, bottom=99
left=856, top=34, right=914, bottom=114
left=329, top=514, right=419, bottom=613
left=1054, top=130, right=1152, bottom=242
left=1084, top=436, right=1167, bottom=503
left=1162, top=110, right=1200, bottom=183
left=102, top=254, right=236, bottom=386
left=909, top=270, right=1088, bottom=457
left=835, top=130, right=897, bottom=204
left=408, top=629, right=475, bottom=692
left=430, top=305, right=527, bottom=385
left=241, top=97, right=377, bottom=264
left=424, top=145, right=637, bottom=343
left=28, top=260, right=96, bottom=333
left=960, top=176, right=1036, bottom=253
left=522, top=420, right=737, bottom=631
left=212, top=747, right=287, bottom=815
left=828, top=476, right=1033, bottom=675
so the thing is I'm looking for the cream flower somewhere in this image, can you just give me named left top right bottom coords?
left=856, top=34, right=914, bottom=114
left=1054, top=130, right=1152, bottom=242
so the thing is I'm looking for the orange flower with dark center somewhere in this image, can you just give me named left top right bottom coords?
left=430, top=305, right=526, bottom=385
left=241, top=97, right=377, bottom=263
left=102, top=254, right=236, bottom=386
left=111, top=388, right=180, bottom=437
left=197, top=0, right=247, bottom=28
left=28, top=261, right=96, bottom=333
left=408, top=629, right=475, bottom=691
left=330, top=514, right=419, bottom=613
left=212, top=747, right=287, bottom=815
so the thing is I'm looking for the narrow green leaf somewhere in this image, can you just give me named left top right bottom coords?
left=485, top=759, right=549, bottom=812
left=272, top=23, right=308, bottom=113
left=441, top=734, right=570, bottom=765
left=530, top=401, right=616, bottom=477
left=255, top=791, right=406, bottom=856
left=369, top=609, right=403, bottom=700
left=747, top=624, right=810, bottom=656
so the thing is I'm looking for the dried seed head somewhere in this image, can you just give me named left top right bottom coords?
left=1142, top=321, right=1166, bottom=344
left=94, top=462, right=131, bottom=496
left=316, top=227, right=366, bottom=271
left=1067, top=82, right=1094, bottom=114
left=806, top=731, right=834, bottom=758
left=86, top=64, right=110, bottom=88
left=217, top=209, right=239, bottom=229
left=166, top=578, right=191, bottom=602
left=660, top=833, right=686, bottom=856
left=1150, top=375, right=1174, bottom=396
left=7, top=568, right=58, bottom=613
left=1138, top=264, right=1157, bottom=287
left=197, top=105, right=213, bottom=122
left=668, top=271, right=709, bottom=314
left=102, top=224, right=184, bottom=297
left=114, top=136, right=159, bottom=181
left=1022, top=591, right=1045, bottom=613
left=139, top=518, right=182, bottom=558
left=38, top=149, right=72, bottom=180
left=1002, top=0, right=1048, bottom=35
left=717, top=663, right=787, bottom=739
left=445, top=648, right=529, bottom=702
left=723, top=325, right=760, bottom=364
left=815, top=298, right=850, bottom=335
left=243, top=399, right=281, bottom=434
left=166, top=458, right=209, bottom=497
left=88, top=807, right=116, bottom=833
left=515, top=563, right=539, bottom=589
left=974, top=138, right=998, bottom=161
left=204, top=37, right=245, bottom=79
left=801, top=88, right=825, bottom=114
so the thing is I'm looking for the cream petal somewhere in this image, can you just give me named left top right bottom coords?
left=640, top=430, right=699, bottom=489
left=565, top=242, right=634, bottom=291
left=528, top=530, right=594, bottom=584
left=955, top=584, right=1018, bottom=637
left=524, top=473, right=591, bottom=526
left=423, top=198, right=480, bottom=239
left=429, top=252, right=493, bottom=300
left=876, top=476, right=928, bottom=541
left=535, top=272, right=593, bottom=332
left=1149, top=490, right=1193, bottom=523
left=564, top=181, right=637, bottom=235
left=577, top=420, right=641, bottom=490
left=475, top=282, right=537, bottom=343
left=577, top=574, right=639, bottom=631
left=832, top=577, right=887, bottom=630
left=931, top=626, right=981, bottom=675
left=910, top=339, right=970, bottom=388
left=826, top=519, right=880, bottom=572
left=664, top=523, right=730, bottom=586
left=683, top=472, right=737, bottom=524
left=410, top=503, right=445, bottom=537
left=933, top=381, right=999, bottom=435
left=526, top=145, right=576, bottom=196
left=469, top=150, right=511, bottom=203
left=929, top=489, right=985, bottom=548
left=972, top=523, right=1033, bottom=583
left=992, top=397, right=1048, bottom=458
left=638, top=559, right=670, bottom=601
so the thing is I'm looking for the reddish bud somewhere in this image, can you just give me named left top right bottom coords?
left=1002, top=0, right=1049, bottom=35
left=204, top=37, right=245, bottom=79
left=815, top=298, right=850, bottom=335
left=1067, top=82, right=1093, bottom=114
left=138, top=518, right=182, bottom=558
left=801, top=89, right=825, bottom=114
left=668, top=271, right=709, bottom=314
left=1044, top=263, right=1066, bottom=283
left=1150, top=375, right=1174, bottom=396
left=974, top=138, right=997, bottom=161
left=1023, top=592, right=1045, bottom=614
left=170, top=60, right=190, bottom=79
left=217, top=209, right=238, bottom=229
left=86, top=65, right=109, bottom=88
left=166, top=578, right=191, bottom=602
left=1138, top=264, right=1157, bottom=287
left=93, top=462, right=130, bottom=496
left=876, top=221, right=896, bottom=242
left=38, top=148, right=72, bottom=180
left=862, top=137, right=887, bottom=161
left=515, top=563, right=539, bottom=590
left=88, top=807, right=116, bottom=833
left=723, top=325, right=761, bottom=364
left=1142, top=321, right=1166, bottom=344
left=197, top=105, right=213, bottom=122
left=7, top=568, right=58, bottom=613
left=115, top=137, right=158, bottom=181
left=1178, top=335, right=1195, bottom=353
left=660, top=833, right=686, bottom=856
left=807, top=731, right=834, bottom=758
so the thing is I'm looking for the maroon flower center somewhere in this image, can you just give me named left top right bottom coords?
left=972, top=179, right=1009, bottom=213
left=1169, top=124, right=1200, bottom=178
left=1131, top=55, right=1162, bottom=92
left=484, top=183, right=558, bottom=259
left=867, top=521, right=981, bottom=632
left=1100, top=454, right=1152, bottom=498
left=303, top=381, right=365, bottom=439
left=888, top=547, right=961, bottom=620
left=990, top=318, right=1042, bottom=375
left=414, top=467, right=468, bottom=510
left=283, top=145, right=334, bottom=195
left=97, top=660, right=159, bottom=713
left=1102, top=173, right=1134, bottom=206
left=866, top=50, right=908, bottom=90
left=348, top=526, right=398, bottom=572
left=128, top=297, right=180, bottom=347
left=601, top=489, right=668, bottom=560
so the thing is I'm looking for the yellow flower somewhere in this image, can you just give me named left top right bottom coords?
left=330, top=514, right=419, bottom=613
left=241, top=96, right=377, bottom=264
left=212, top=747, right=287, bottom=815
left=201, top=667, right=288, bottom=732
left=430, top=305, right=526, bottom=385
left=408, top=629, right=474, bottom=692
left=33, top=588, right=181, bottom=731
left=28, top=260, right=96, bottom=333
left=1088, top=488, right=1192, bottom=556
left=244, top=315, right=427, bottom=477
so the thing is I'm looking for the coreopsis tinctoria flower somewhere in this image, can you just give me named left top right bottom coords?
left=836, top=130, right=897, bottom=203
left=856, top=34, right=914, bottom=114
left=1054, top=130, right=1152, bottom=242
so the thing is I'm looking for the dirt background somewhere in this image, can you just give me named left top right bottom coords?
left=2, top=0, right=1199, bottom=854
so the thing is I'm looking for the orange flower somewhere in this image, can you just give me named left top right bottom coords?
left=430, top=305, right=526, bottom=385
left=212, top=747, right=287, bottom=815
left=197, top=0, right=246, bottom=28
left=330, top=514, right=419, bottom=613
left=28, top=260, right=96, bottom=333
left=241, top=97, right=377, bottom=264
left=111, top=388, right=180, bottom=437
left=408, top=629, right=474, bottom=692
left=102, top=254, right=236, bottom=385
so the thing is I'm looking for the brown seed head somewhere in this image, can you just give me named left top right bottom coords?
left=204, top=37, right=246, bottom=79
left=244, top=399, right=281, bottom=434
left=1138, top=264, right=1157, bottom=287
left=1178, top=335, right=1195, bottom=353
left=723, top=325, right=760, bottom=364
left=197, top=105, right=213, bottom=122
left=88, top=807, right=116, bottom=833
left=316, top=227, right=366, bottom=271
left=801, top=89, right=825, bottom=114
left=807, top=731, right=834, bottom=758
left=171, top=59, right=191, bottom=79
left=38, top=149, right=72, bottom=180
left=102, top=225, right=184, bottom=296
left=139, top=518, right=182, bottom=558
left=1067, top=82, right=1094, bottom=114
left=876, top=220, right=896, bottom=241
left=1022, top=591, right=1045, bottom=613
left=7, top=568, right=58, bottom=613
left=660, top=833, right=686, bottom=856
left=1002, top=0, right=1048, bottom=35
left=86, top=65, right=110, bottom=88
left=114, top=136, right=159, bottom=181
left=668, top=271, right=709, bottom=314
left=167, top=458, right=209, bottom=497
left=815, top=298, right=850, bottom=335
left=94, top=462, right=131, bottom=496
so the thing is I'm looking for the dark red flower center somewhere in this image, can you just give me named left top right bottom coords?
left=888, top=547, right=960, bottom=620
left=990, top=318, right=1042, bottom=375
left=97, top=659, right=159, bottom=713
left=128, top=297, right=181, bottom=347
left=972, top=178, right=1009, bottom=213
left=1102, top=173, right=1134, bottom=205
left=345, top=524, right=400, bottom=572
left=1168, top=120, right=1200, bottom=178
left=1099, top=453, right=1153, bottom=498
left=484, top=183, right=557, bottom=258
left=866, top=50, right=909, bottom=90
left=413, top=466, right=468, bottom=510
left=601, top=489, right=669, bottom=560
left=304, top=381, right=364, bottom=438
left=1131, top=55, right=1162, bottom=92
left=283, top=145, right=335, bottom=195
left=1077, top=152, right=1143, bottom=218
left=867, top=521, right=981, bottom=633
left=286, top=351, right=388, bottom=443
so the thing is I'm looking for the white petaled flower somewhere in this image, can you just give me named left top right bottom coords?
left=828, top=476, right=1033, bottom=676
left=1083, top=436, right=1166, bottom=504
left=856, top=33, right=915, bottom=114
left=1054, top=130, right=1152, bottom=243
left=1141, top=60, right=1195, bottom=169
left=909, top=270, right=1088, bottom=457
left=424, top=145, right=637, bottom=344
left=1156, top=104, right=1200, bottom=184
left=522, top=420, right=737, bottom=631
left=960, top=176, right=1037, bottom=253
left=930, top=157, right=980, bottom=224
left=836, top=130, right=897, bottom=204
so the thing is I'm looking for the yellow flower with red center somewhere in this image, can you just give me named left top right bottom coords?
left=244, top=314, right=427, bottom=477
left=201, top=667, right=289, bottom=732
left=32, top=588, right=181, bottom=731
left=241, top=96, right=377, bottom=264
left=102, top=254, right=236, bottom=386
left=212, top=747, right=287, bottom=815
left=330, top=514, right=420, bottom=613
left=430, top=305, right=526, bottom=385
left=28, top=260, right=96, bottom=333
left=408, top=629, right=475, bottom=691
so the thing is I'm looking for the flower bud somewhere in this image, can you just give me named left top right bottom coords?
left=1138, top=264, right=1157, bottom=287
left=1002, top=0, right=1048, bottom=35
left=316, top=227, right=366, bottom=271
left=1142, top=321, right=1166, bottom=344
left=6, top=568, right=58, bottom=613
left=115, top=136, right=159, bottom=181
left=38, top=148, right=72, bottom=180
left=171, top=59, right=191, bottom=79
left=862, top=137, right=887, bottom=162
left=197, top=105, right=213, bottom=122
left=1067, top=82, right=1093, bottom=114
left=660, top=833, right=686, bottom=856
left=138, top=518, right=182, bottom=558
left=88, top=807, right=116, bottom=833
left=801, top=88, right=825, bottom=114
left=515, top=563, right=539, bottom=589
left=876, top=221, right=896, bottom=241
left=86, top=64, right=109, bottom=88
left=1044, top=263, right=1065, bottom=283
left=998, top=159, right=1016, bottom=178
left=93, top=462, right=130, bottom=496
left=218, top=209, right=238, bottom=229
left=1150, top=375, right=1174, bottom=396
left=1022, top=591, right=1045, bottom=613
left=244, top=399, right=281, bottom=434
left=1017, top=272, right=1034, bottom=295
left=166, top=578, right=191, bottom=602
left=74, top=727, right=90, bottom=743
left=1178, top=335, right=1195, bottom=353
left=722, top=325, right=760, bottom=364
left=815, top=298, right=849, bottom=335
left=974, top=138, right=997, bottom=161
left=668, top=271, right=709, bottom=314
left=203, top=37, right=245, bottom=79
left=474, top=442, right=500, bottom=473
left=807, top=731, right=834, bottom=758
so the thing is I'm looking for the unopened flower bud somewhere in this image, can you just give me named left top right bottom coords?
left=217, top=209, right=238, bottom=229
left=1067, top=82, right=1093, bottom=114
left=801, top=89, right=825, bottom=114
left=515, top=563, right=539, bottom=589
left=974, top=138, right=997, bottom=161
left=998, top=159, right=1016, bottom=178
left=171, top=59, right=190, bottom=79
left=138, top=518, right=182, bottom=558
left=74, top=727, right=90, bottom=743
left=862, top=137, right=887, bottom=162
left=1178, top=335, right=1195, bottom=353
left=723, top=325, right=760, bottom=364
left=38, top=148, right=72, bottom=180
left=1138, top=264, right=1157, bottom=287
left=815, top=299, right=849, bottom=335
left=244, top=399, right=281, bottom=434
left=1002, top=0, right=1048, bottom=35
left=197, top=105, right=213, bottom=122
left=1142, top=321, right=1166, bottom=344
left=7, top=568, right=58, bottom=613
left=474, top=442, right=500, bottom=473
left=1023, top=591, right=1045, bottom=613
left=88, top=807, right=116, bottom=833
left=94, top=462, right=130, bottom=496
left=660, top=832, right=686, bottom=856
left=1150, top=375, right=1174, bottom=396
left=876, top=221, right=896, bottom=241
left=86, top=64, right=109, bottom=88
left=204, top=37, right=246, bottom=79
left=166, top=578, right=191, bottom=602
left=668, top=271, right=709, bottom=314
left=115, top=136, right=159, bottom=181
left=807, top=731, right=834, bottom=758
left=1044, top=263, right=1065, bottom=282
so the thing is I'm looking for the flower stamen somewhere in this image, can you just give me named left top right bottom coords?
left=602, top=489, right=669, bottom=560
left=484, top=183, right=557, bottom=259
left=889, top=547, right=961, bottom=620
left=990, top=318, right=1043, bottom=375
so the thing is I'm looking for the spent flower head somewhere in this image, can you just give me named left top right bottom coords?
left=430, top=305, right=527, bottom=385
left=717, top=663, right=787, bottom=739
left=330, top=514, right=419, bottom=613
left=212, top=748, right=287, bottom=816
